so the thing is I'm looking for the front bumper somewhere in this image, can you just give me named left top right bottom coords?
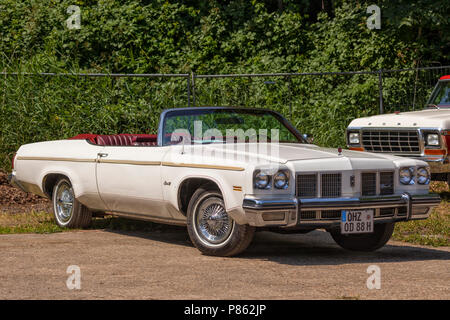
left=426, top=158, right=450, bottom=174
left=242, top=193, right=441, bottom=228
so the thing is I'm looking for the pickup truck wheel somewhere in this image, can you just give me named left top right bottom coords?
left=330, top=222, right=395, bottom=252
left=52, top=178, right=92, bottom=228
left=187, top=188, right=255, bottom=257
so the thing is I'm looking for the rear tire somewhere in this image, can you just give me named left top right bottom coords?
left=52, top=178, right=92, bottom=228
left=330, top=222, right=395, bottom=252
left=187, top=187, right=255, bottom=256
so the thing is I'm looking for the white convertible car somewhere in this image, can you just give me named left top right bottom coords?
left=9, top=107, right=441, bottom=256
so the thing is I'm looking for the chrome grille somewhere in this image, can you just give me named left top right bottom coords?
left=321, top=173, right=342, bottom=198
left=380, top=172, right=394, bottom=195
left=297, top=174, right=317, bottom=198
left=300, top=211, right=316, bottom=220
left=397, top=207, right=407, bottom=216
left=362, top=130, right=420, bottom=154
left=321, top=210, right=341, bottom=220
left=361, top=173, right=377, bottom=196
left=380, top=208, right=395, bottom=217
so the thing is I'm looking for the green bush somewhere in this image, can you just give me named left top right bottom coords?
left=0, top=0, right=449, bottom=170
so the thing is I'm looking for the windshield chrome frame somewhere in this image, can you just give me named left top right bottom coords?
left=157, top=106, right=307, bottom=147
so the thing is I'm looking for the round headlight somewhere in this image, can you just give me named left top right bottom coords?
left=399, top=167, right=414, bottom=185
left=417, top=167, right=430, bottom=185
left=426, top=134, right=440, bottom=146
left=349, top=132, right=360, bottom=144
left=274, top=171, right=289, bottom=189
left=254, top=171, right=271, bottom=189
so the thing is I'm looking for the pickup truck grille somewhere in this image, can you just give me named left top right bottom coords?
left=297, top=173, right=341, bottom=198
left=361, top=130, right=420, bottom=154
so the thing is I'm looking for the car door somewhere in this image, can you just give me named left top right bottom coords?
left=96, top=145, right=171, bottom=218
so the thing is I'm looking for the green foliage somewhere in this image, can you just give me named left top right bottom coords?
left=0, top=0, right=449, bottom=170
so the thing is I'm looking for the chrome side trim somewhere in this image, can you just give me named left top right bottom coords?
left=16, top=156, right=96, bottom=163
left=98, top=159, right=161, bottom=166
left=162, top=161, right=245, bottom=171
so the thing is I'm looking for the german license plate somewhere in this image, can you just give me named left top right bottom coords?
left=341, top=209, right=374, bottom=234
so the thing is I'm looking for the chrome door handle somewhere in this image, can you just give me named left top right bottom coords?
left=97, top=153, right=108, bottom=158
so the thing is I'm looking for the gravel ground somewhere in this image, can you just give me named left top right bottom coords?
left=0, top=228, right=448, bottom=300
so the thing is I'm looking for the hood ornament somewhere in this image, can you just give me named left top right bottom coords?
left=338, top=147, right=343, bottom=156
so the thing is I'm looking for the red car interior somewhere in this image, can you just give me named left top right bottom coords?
left=68, top=133, right=158, bottom=146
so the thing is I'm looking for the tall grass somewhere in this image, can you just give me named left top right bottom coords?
left=0, top=63, right=442, bottom=171
left=0, top=65, right=189, bottom=170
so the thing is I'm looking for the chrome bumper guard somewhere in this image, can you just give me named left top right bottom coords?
left=242, top=193, right=441, bottom=228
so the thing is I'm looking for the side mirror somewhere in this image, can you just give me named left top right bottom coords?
left=302, top=133, right=314, bottom=144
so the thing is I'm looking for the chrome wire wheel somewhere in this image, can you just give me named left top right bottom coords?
left=54, top=181, right=74, bottom=224
left=194, top=197, right=234, bottom=246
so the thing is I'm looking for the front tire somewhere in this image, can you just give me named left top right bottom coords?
left=187, top=187, right=255, bottom=256
left=330, top=222, right=395, bottom=252
left=52, top=178, right=92, bottom=228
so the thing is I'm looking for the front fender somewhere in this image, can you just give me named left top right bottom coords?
left=161, top=167, right=248, bottom=223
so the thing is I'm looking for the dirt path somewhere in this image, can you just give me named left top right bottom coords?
left=0, top=228, right=448, bottom=300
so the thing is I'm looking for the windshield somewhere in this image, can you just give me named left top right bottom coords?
left=162, top=108, right=303, bottom=146
left=427, top=81, right=450, bottom=108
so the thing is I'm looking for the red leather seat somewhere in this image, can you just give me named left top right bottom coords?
left=96, top=134, right=134, bottom=146
left=96, top=134, right=157, bottom=146
left=69, top=133, right=157, bottom=146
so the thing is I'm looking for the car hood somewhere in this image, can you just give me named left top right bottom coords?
left=179, top=143, right=401, bottom=165
left=349, top=108, right=450, bottom=128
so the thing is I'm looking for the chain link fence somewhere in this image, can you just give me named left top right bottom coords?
left=0, top=65, right=449, bottom=170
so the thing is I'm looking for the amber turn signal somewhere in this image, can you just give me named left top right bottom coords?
left=349, top=147, right=364, bottom=152
left=424, top=149, right=446, bottom=155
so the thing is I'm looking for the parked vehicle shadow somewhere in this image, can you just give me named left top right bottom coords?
left=103, top=223, right=450, bottom=266
left=239, top=230, right=450, bottom=266
left=103, top=224, right=193, bottom=247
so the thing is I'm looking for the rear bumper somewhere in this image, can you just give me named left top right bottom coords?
left=242, top=193, right=441, bottom=228
left=7, top=171, right=27, bottom=192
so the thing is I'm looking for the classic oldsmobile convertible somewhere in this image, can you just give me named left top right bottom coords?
left=347, top=75, right=450, bottom=185
left=9, top=107, right=441, bottom=256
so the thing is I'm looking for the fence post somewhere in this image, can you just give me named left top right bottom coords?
left=287, top=76, right=292, bottom=121
left=412, top=67, right=419, bottom=110
left=187, top=76, right=191, bottom=107
left=378, top=69, right=384, bottom=114
left=191, top=72, right=196, bottom=107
